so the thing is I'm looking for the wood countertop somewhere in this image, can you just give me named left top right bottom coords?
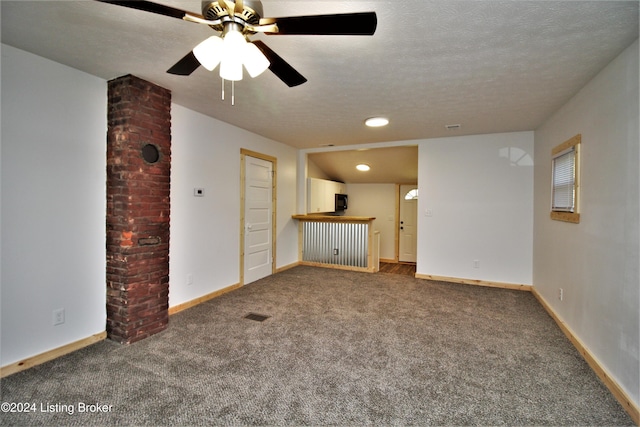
left=292, top=214, right=376, bottom=222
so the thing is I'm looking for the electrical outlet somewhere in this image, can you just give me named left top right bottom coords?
left=187, top=274, right=193, bottom=286
left=333, top=248, right=339, bottom=255
left=473, top=260, right=480, bottom=269
left=53, top=308, right=65, bottom=326
left=558, top=288, right=564, bottom=301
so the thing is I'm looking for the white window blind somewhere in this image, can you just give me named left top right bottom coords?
left=551, top=147, right=576, bottom=212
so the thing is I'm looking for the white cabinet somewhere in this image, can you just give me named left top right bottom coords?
left=307, top=178, right=345, bottom=213
left=333, top=181, right=346, bottom=195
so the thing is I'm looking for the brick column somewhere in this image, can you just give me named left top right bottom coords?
left=106, top=75, right=171, bottom=344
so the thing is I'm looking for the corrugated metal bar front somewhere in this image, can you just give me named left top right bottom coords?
left=302, top=222, right=368, bottom=267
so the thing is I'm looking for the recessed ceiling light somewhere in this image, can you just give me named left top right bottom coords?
left=356, top=164, right=371, bottom=171
left=365, top=117, right=389, bottom=127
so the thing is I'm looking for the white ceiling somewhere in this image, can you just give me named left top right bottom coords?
left=2, top=0, right=638, bottom=183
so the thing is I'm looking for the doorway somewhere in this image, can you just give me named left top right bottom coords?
left=398, top=184, right=418, bottom=263
left=240, top=149, right=277, bottom=285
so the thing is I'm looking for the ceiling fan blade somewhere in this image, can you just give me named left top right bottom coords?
left=167, top=51, right=201, bottom=76
left=94, top=0, right=204, bottom=21
left=252, top=41, right=307, bottom=87
left=260, top=12, right=377, bottom=36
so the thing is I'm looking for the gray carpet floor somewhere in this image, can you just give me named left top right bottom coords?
left=1, top=266, right=634, bottom=426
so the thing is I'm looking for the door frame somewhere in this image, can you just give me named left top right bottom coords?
left=394, top=184, right=401, bottom=262
left=395, top=183, right=418, bottom=263
left=240, top=148, right=277, bottom=285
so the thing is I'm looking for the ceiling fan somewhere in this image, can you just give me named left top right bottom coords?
left=96, top=0, right=377, bottom=88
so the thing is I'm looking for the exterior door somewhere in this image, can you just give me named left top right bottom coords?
left=399, top=184, right=418, bottom=263
left=243, top=155, right=273, bottom=284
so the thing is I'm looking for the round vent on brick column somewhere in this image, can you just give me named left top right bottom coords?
left=142, top=143, right=160, bottom=164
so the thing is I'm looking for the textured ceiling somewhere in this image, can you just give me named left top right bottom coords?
left=1, top=1, right=638, bottom=183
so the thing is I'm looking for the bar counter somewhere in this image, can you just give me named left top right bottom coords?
left=291, top=214, right=376, bottom=222
left=291, top=214, right=379, bottom=272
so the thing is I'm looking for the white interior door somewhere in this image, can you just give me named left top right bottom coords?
left=399, top=184, right=418, bottom=263
left=244, top=155, right=273, bottom=284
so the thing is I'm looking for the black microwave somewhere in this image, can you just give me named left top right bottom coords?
left=335, top=194, right=348, bottom=211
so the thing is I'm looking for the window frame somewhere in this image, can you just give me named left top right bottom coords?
left=550, top=134, right=581, bottom=223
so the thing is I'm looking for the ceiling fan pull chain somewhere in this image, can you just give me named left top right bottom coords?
left=219, top=78, right=236, bottom=105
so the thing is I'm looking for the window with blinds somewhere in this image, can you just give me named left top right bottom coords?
left=550, top=134, right=581, bottom=223
left=552, top=147, right=576, bottom=212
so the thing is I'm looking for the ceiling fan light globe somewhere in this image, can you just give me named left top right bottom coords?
left=193, top=36, right=223, bottom=71
left=220, top=60, right=243, bottom=81
left=220, top=30, right=246, bottom=81
left=243, top=42, right=270, bottom=78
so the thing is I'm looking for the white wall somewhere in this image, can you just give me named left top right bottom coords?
left=533, top=40, right=639, bottom=405
left=417, top=131, right=534, bottom=285
left=169, top=105, right=299, bottom=307
left=1, top=45, right=107, bottom=366
left=345, top=183, right=397, bottom=261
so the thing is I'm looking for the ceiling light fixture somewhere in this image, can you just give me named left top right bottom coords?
left=192, top=23, right=270, bottom=105
left=356, top=164, right=371, bottom=171
left=365, top=117, right=389, bottom=127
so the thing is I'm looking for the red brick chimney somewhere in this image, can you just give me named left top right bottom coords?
left=106, top=75, right=171, bottom=344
